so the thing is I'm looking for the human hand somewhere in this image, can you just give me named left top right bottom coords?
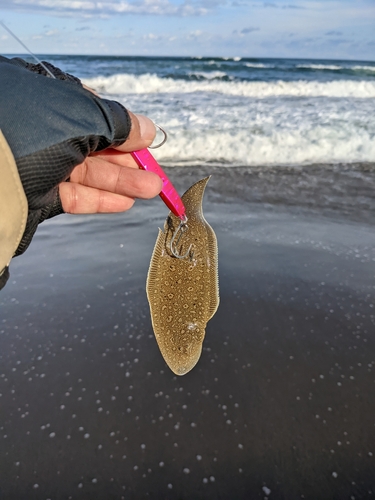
left=59, top=111, right=163, bottom=214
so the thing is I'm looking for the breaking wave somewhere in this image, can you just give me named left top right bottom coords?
left=84, top=73, right=375, bottom=98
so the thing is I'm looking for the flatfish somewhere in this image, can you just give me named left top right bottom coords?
left=146, top=177, right=219, bottom=376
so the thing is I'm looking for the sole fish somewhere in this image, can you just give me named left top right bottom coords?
left=146, top=177, right=219, bottom=376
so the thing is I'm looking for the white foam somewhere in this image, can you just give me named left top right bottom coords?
left=152, top=126, right=375, bottom=166
left=297, top=63, right=375, bottom=72
left=297, top=64, right=342, bottom=71
left=84, top=73, right=375, bottom=98
left=85, top=67, right=375, bottom=166
left=138, top=86, right=375, bottom=165
left=188, top=70, right=228, bottom=80
left=352, top=65, right=375, bottom=72
left=245, top=62, right=274, bottom=69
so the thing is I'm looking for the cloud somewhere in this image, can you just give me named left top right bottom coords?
left=281, top=3, right=304, bottom=8
left=241, top=27, right=259, bottom=34
left=29, top=27, right=59, bottom=38
left=143, top=33, right=158, bottom=40
left=325, top=30, right=343, bottom=36
left=233, top=26, right=259, bottom=35
left=262, top=1, right=304, bottom=8
left=0, top=0, right=214, bottom=17
left=187, top=29, right=206, bottom=39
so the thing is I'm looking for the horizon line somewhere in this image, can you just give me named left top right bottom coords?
left=2, top=52, right=375, bottom=63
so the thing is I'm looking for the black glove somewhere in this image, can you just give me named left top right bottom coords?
left=0, top=56, right=132, bottom=256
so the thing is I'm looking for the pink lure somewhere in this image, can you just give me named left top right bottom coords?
left=131, top=149, right=186, bottom=220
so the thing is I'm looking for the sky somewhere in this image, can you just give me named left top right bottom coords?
left=0, top=0, right=374, bottom=60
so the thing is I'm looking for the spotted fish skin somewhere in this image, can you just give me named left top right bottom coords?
left=146, top=177, right=219, bottom=376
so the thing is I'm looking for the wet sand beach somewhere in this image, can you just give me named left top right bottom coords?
left=1, top=165, right=375, bottom=499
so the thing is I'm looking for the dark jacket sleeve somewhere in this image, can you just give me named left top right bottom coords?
left=0, top=56, right=132, bottom=256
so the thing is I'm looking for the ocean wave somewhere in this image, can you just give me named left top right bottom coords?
left=187, top=70, right=229, bottom=80
left=297, top=63, right=375, bottom=73
left=83, top=73, right=375, bottom=98
left=352, top=65, right=375, bottom=72
left=152, top=127, right=375, bottom=166
left=191, top=56, right=242, bottom=61
left=296, top=64, right=342, bottom=71
left=244, top=62, right=274, bottom=69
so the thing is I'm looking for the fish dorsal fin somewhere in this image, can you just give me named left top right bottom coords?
left=146, top=228, right=165, bottom=325
left=206, top=223, right=220, bottom=320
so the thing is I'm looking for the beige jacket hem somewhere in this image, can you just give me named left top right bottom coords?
left=0, top=130, right=27, bottom=275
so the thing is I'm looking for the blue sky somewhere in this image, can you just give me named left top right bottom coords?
left=0, top=0, right=374, bottom=59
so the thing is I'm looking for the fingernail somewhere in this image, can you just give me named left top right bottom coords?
left=136, top=114, right=156, bottom=144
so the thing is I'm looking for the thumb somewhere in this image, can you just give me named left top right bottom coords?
left=115, top=112, right=156, bottom=153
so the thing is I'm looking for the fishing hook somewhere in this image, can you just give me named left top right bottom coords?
left=149, top=124, right=168, bottom=149
left=170, top=216, right=192, bottom=259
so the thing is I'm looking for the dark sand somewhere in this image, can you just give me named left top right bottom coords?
left=1, top=165, right=375, bottom=499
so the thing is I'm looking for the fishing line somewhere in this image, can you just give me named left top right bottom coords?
left=1, top=20, right=188, bottom=222
left=0, top=20, right=56, bottom=79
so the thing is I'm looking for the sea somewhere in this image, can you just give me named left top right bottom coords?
left=15, top=54, right=375, bottom=167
